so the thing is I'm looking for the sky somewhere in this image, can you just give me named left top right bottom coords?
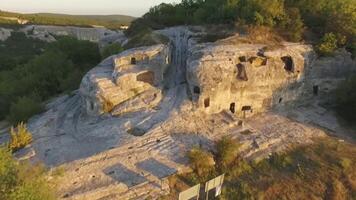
left=0, top=0, right=180, bottom=17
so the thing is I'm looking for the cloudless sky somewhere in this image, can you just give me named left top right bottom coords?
left=0, top=0, right=180, bottom=17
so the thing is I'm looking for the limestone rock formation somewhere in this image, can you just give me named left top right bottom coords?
left=80, top=44, right=170, bottom=116
left=20, top=25, right=126, bottom=46
left=186, top=40, right=314, bottom=118
left=0, top=28, right=12, bottom=41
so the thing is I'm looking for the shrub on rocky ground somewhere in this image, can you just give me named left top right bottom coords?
left=8, top=122, right=32, bottom=152
left=215, top=136, right=240, bottom=171
left=187, top=147, right=215, bottom=180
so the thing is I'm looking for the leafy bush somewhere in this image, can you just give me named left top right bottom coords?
left=215, top=137, right=240, bottom=170
left=101, top=43, right=124, bottom=59
left=0, top=146, right=18, bottom=200
left=127, top=0, right=355, bottom=55
left=317, top=33, right=338, bottom=56
left=187, top=147, right=215, bottom=179
left=8, top=122, right=32, bottom=152
left=7, top=96, right=43, bottom=124
left=0, top=147, right=56, bottom=200
left=0, top=34, right=100, bottom=123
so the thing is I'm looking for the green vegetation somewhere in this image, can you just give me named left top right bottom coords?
left=0, top=146, right=56, bottom=200
left=0, top=32, right=47, bottom=71
left=127, top=0, right=355, bottom=55
left=123, top=30, right=169, bottom=50
left=0, top=10, right=135, bottom=29
left=334, top=75, right=356, bottom=125
left=0, top=33, right=101, bottom=123
left=8, top=122, right=32, bottom=152
left=101, top=43, right=124, bottom=59
left=164, top=137, right=356, bottom=199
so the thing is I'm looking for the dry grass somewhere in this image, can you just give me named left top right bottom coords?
left=163, top=137, right=356, bottom=200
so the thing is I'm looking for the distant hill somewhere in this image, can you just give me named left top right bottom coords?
left=0, top=10, right=136, bottom=29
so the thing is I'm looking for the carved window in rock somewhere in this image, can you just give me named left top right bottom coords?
left=313, top=85, right=319, bottom=96
left=230, top=103, right=236, bottom=113
left=137, top=71, right=155, bottom=85
left=241, top=106, right=252, bottom=112
left=237, top=64, right=248, bottom=81
left=131, top=57, right=137, bottom=65
left=194, top=86, right=201, bottom=94
left=204, top=98, right=210, bottom=108
left=89, top=101, right=94, bottom=111
left=281, top=56, right=294, bottom=72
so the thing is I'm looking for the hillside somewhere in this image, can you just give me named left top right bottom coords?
left=0, top=10, right=135, bottom=29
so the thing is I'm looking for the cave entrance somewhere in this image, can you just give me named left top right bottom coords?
left=137, top=71, right=155, bottom=85
left=281, top=56, right=293, bottom=72
left=279, top=98, right=283, bottom=103
left=241, top=106, right=252, bottom=118
left=237, top=64, right=248, bottom=81
left=230, top=103, right=236, bottom=113
left=239, top=56, right=246, bottom=62
left=194, top=86, right=201, bottom=94
left=131, top=57, right=136, bottom=65
left=204, top=98, right=210, bottom=108
left=313, top=85, right=319, bottom=96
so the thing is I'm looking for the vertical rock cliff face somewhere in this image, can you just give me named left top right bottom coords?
left=301, top=49, right=356, bottom=102
left=186, top=41, right=314, bottom=118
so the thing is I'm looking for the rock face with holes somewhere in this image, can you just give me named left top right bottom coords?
left=186, top=41, right=314, bottom=118
left=80, top=44, right=170, bottom=116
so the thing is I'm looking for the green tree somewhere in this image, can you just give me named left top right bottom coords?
left=101, top=43, right=124, bottom=59
left=317, top=33, right=338, bottom=56
left=7, top=96, right=43, bottom=124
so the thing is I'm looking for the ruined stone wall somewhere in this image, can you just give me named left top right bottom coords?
left=186, top=42, right=313, bottom=118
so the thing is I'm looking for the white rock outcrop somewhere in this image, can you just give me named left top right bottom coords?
left=0, top=28, right=12, bottom=41
left=20, top=25, right=126, bottom=46
left=186, top=41, right=314, bottom=118
left=80, top=44, right=170, bottom=116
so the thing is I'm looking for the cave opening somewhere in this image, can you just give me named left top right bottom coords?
left=281, top=56, right=293, bottom=72
left=194, top=86, right=201, bottom=94
left=279, top=98, right=283, bottom=103
left=313, top=85, right=319, bottom=96
left=239, top=56, right=246, bottom=62
left=137, top=71, right=155, bottom=85
left=204, top=98, right=210, bottom=108
left=230, top=103, right=236, bottom=113
left=131, top=57, right=136, bottom=65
